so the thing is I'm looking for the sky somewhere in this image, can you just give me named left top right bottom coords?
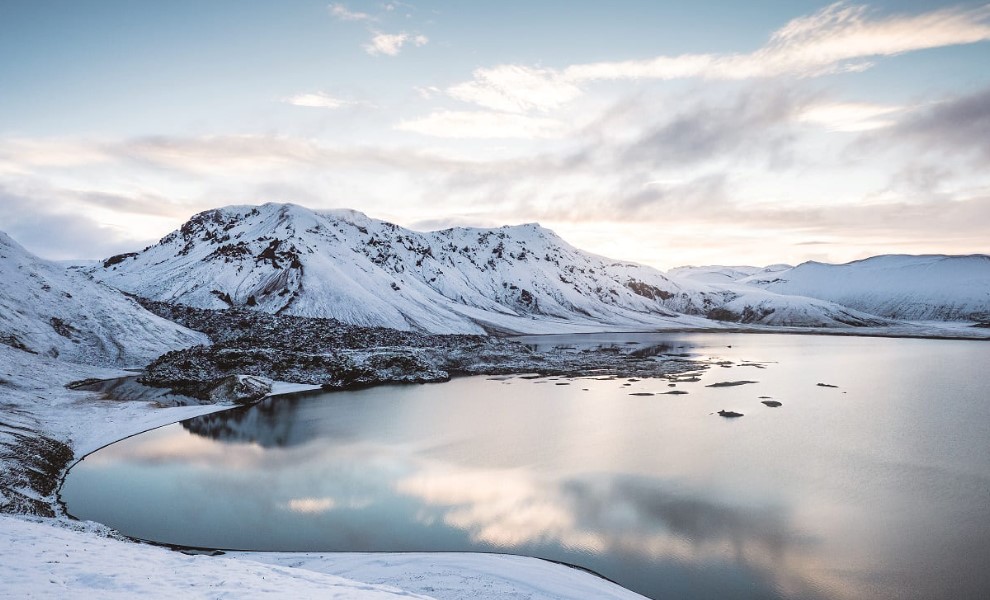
left=1, top=0, right=988, bottom=270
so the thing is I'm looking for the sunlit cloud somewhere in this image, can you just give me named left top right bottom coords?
left=443, top=3, right=990, bottom=113
left=796, top=101, right=904, bottom=132
left=364, top=31, right=428, bottom=56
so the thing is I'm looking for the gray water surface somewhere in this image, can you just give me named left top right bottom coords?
left=61, top=333, right=990, bottom=600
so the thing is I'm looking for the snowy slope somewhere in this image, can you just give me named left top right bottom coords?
left=87, top=203, right=886, bottom=333
left=667, top=264, right=791, bottom=284
left=740, top=255, right=990, bottom=321
left=0, top=231, right=208, bottom=367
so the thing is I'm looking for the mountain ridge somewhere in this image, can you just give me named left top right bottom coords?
left=84, top=202, right=894, bottom=334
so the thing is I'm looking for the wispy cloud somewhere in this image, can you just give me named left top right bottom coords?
left=0, top=184, right=178, bottom=260
left=282, top=91, right=354, bottom=109
left=879, top=86, right=990, bottom=161
left=443, top=3, right=990, bottom=113
left=364, top=31, right=428, bottom=56
left=447, top=65, right=582, bottom=113
left=328, top=3, right=373, bottom=22
left=619, top=87, right=810, bottom=169
left=397, top=110, right=568, bottom=139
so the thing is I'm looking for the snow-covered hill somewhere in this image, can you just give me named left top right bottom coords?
left=739, top=255, right=990, bottom=321
left=667, top=264, right=791, bottom=284
left=0, top=231, right=208, bottom=367
left=87, top=203, right=887, bottom=333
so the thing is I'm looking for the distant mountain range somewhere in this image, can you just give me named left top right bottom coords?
left=4, top=203, right=986, bottom=355
left=82, top=202, right=986, bottom=334
left=738, top=255, right=990, bottom=321
left=0, top=232, right=206, bottom=366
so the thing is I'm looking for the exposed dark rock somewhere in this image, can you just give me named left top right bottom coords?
left=210, top=290, right=234, bottom=306
left=49, top=317, right=78, bottom=339
left=206, top=375, right=273, bottom=405
left=625, top=279, right=673, bottom=301
left=102, top=252, right=138, bottom=268
left=816, top=382, right=838, bottom=388
left=716, top=410, right=744, bottom=418
left=0, top=334, right=35, bottom=353
left=0, top=431, right=72, bottom=517
left=706, top=308, right=740, bottom=322
left=761, top=400, right=783, bottom=407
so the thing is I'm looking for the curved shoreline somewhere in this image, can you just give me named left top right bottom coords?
left=52, top=376, right=631, bottom=595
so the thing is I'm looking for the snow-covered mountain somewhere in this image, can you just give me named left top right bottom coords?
left=86, top=203, right=887, bottom=334
left=0, top=231, right=208, bottom=366
left=739, top=255, right=990, bottom=321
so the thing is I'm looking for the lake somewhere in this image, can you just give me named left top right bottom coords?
left=60, top=333, right=990, bottom=600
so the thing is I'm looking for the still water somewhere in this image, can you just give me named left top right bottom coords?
left=61, top=333, right=990, bottom=600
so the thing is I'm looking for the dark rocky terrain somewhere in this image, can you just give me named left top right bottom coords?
left=137, top=299, right=708, bottom=399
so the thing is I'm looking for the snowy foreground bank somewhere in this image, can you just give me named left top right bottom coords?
left=0, top=346, right=644, bottom=599
left=2, top=517, right=641, bottom=599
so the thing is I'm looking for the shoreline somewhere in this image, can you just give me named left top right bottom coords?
left=4, top=325, right=988, bottom=598
left=2, top=352, right=648, bottom=599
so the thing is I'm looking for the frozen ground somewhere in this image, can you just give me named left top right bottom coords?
left=0, top=345, right=644, bottom=599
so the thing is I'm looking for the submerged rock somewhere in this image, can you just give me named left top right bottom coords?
left=761, top=400, right=783, bottom=407
left=706, top=380, right=758, bottom=388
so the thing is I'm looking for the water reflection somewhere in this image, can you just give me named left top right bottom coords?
left=61, top=334, right=990, bottom=600
left=75, top=376, right=201, bottom=407
left=182, top=396, right=308, bottom=448
left=396, top=465, right=807, bottom=562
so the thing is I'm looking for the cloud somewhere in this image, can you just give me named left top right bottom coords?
left=397, top=110, right=568, bottom=139
left=443, top=3, right=990, bottom=112
left=364, top=31, right=428, bottom=56
left=282, top=92, right=353, bottom=109
left=796, top=101, right=904, bottom=132
left=0, top=186, right=163, bottom=260
left=879, top=86, right=990, bottom=161
left=105, top=134, right=471, bottom=173
left=619, top=87, right=809, bottom=169
left=328, top=3, right=373, bottom=22
left=280, top=496, right=336, bottom=513
left=2, top=74, right=987, bottom=268
left=447, top=65, right=583, bottom=113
